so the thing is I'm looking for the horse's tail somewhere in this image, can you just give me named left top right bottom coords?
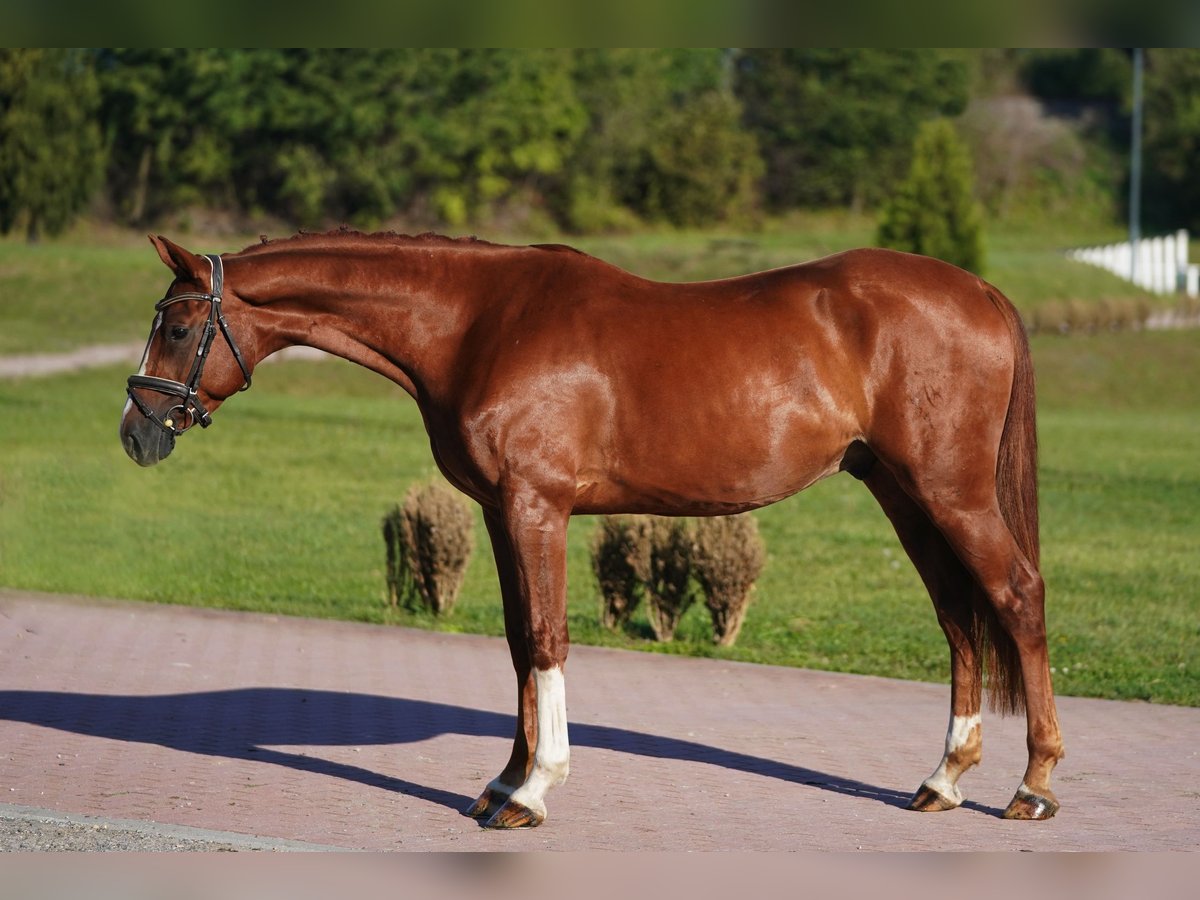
left=976, top=287, right=1039, bottom=716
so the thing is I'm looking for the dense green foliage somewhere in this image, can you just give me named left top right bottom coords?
left=1143, top=49, right=1200, bottom=232
left=97, top=49, right=590, bottom=229
left=876, top=119, right=986, bottom=273
left=3, top=48, right=1197, bottom=237
left=92, top=48, right=751, bottom=232
left=1018, top=48, right=1132, bottom=104
left=737, top=48, right=970, bottom=210
left=557, top=49, right=761, bottom=230
left=0, top=49, right=104, bottom=240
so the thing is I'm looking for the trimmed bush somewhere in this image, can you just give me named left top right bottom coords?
left=642, top=517, right=696, bottom=642
left=591, top=514, right=696, bottom=641
left=591, top=513, right=767, bottom=646
left=592, top=515, right=650, bottom=631
left=383, top=481, right=474, bottom=616
left=691, top=514, right=766, bottom=646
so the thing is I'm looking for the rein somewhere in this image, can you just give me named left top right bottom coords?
left=126, top=254, right=252, bottom=435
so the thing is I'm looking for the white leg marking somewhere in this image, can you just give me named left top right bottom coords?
left=923, top=714, right=982, bottom=804
left=945, top=713, right=982, bottom=755
left=484, top=776, right=513, bottom=797
left=508, top=667, right=569, bottom=817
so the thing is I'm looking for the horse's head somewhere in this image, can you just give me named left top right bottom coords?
left=120, top=236, right=254, bottom=466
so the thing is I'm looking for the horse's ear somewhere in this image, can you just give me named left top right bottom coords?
left=149, top=235, right=206, bottom=281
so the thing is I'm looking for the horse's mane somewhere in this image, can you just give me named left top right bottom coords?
left=239, top=227, right=582, bottom=258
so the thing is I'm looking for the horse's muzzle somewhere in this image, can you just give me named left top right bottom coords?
left=121, top=415, right=176, bottom=467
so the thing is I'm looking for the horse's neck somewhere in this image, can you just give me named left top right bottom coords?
left=236, top=245, right=486, bottom=399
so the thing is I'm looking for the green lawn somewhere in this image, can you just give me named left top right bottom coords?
left=1, top=327, right=1196, bottom=705
left=1, top=226, right=1196, bottom=705
left=0, top=237, right=168, bottom=354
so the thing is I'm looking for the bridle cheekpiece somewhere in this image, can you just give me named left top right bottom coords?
left=126, top=254, right=252, bottom=436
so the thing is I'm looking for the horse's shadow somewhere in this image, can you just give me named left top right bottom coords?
left=0, top=687, right=1001, bottom=819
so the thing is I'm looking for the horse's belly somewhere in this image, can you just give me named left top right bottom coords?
left=577, top=405, right=854, bottom=516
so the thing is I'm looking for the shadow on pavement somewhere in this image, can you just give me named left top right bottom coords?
left=1, top=687, right=981, bottom=817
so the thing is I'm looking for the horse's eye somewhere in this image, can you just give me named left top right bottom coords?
left=168, top=325, right=190, bottom=341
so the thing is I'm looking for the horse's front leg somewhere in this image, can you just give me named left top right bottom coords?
left=477, top=485, right=572, bottom=829
left=464, top=509, right=537, bottom=821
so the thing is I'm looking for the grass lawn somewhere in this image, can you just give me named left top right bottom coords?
left=0, top=237, right=168, bottom=355
left=0, top=215, right=1166, bottom=354
left=2, top=223, right=1196, bottom=705
left=1, top=322, right=1196, bottom=705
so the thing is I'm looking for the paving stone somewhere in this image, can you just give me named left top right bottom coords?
left=1, top=590, right=1197, bottom=851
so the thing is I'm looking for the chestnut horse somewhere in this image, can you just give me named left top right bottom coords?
left=120, top=231, right=1064, bottom=828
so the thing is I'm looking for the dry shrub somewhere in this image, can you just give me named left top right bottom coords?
left=1030, top=296, right=1157, bottom=335
left=1102, top=297, right=1151, bottom=331
left=959, top=96, right=1110, bottom=221
left=592, top=515, right=695, bottom=641
left=592, top=516, right=650, bottom=630
left=691, top=514, right=766, bottom=646
left=1029, top=301, right=1068, bottom=335
left=1063, top=298, right=1094, bottom=333
left=383, top=481, right=474, bottom=616
left=642, top=517, right=696, bottom=642
left=591, top=513, right=768, bottom=645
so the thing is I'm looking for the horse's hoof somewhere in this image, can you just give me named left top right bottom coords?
left=907, top=782, right=962, bottom=812
left=483, top=798, right=545, bottom=829
left=464, top=787, right=504, bottom=820
left=1002, top=786, right=1059, bottom=820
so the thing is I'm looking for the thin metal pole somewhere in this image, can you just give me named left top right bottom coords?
left=1130, top=48, right=1144, bottom=285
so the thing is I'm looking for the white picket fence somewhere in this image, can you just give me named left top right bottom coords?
left=1067, top=229, right=1200, bottom=296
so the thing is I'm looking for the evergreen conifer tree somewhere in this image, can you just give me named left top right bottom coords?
left=877, top=118, right=986, bottom=274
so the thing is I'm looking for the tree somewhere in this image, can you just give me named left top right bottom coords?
left=96, top=49, right=239, bottom=225
left=1143, top=49, right=1200, bottom=231
left=556, top=49, right=761, bottom=230
left=0, top=49, right=104, bottom=240
left=736, top=49, right=970, bottom=211
left=96, top=49, right=589, bottom=230
left=409, top=49, right=587, bottom=226
left=1018, top=48, right=1130, bottom=105
left=621, top=89, right=762, bottom=228
left=876, top=119, right=986, bottom=275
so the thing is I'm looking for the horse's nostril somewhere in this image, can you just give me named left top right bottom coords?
left=122, top=426, right=160, bottom=466
left=121, top=429, right=143, bottom=461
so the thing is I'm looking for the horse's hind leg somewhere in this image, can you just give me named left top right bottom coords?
left=902, top=486, right=1064, bottom=819
left=862, top=465, right=984, bottom=811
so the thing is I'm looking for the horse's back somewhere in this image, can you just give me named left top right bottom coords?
left=452, top=245, right=1019, bottom=516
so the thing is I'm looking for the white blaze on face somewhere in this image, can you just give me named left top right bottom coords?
left=122, top=311, right=161, bottom=423
left=508, top=666, right=570, bottom=817
left=923, top=713, right=982, bottom=805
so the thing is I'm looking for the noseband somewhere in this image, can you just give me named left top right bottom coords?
left=126, top=254, right=252, bottom=435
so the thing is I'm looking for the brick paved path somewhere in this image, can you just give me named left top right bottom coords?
left=1, top=590, right=1196, bottom=851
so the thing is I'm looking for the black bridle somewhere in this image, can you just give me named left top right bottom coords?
left=126, top=254, right=252, bottom=436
